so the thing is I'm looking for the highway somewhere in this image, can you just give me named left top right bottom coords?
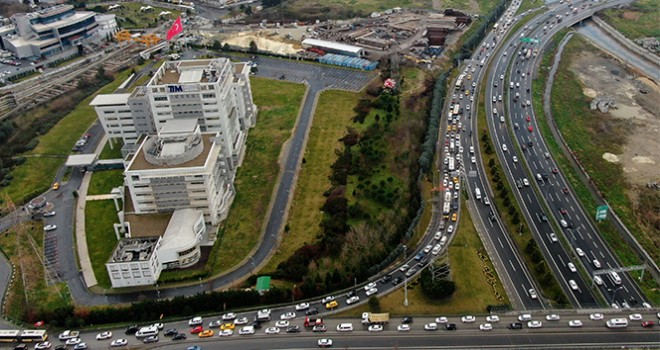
left=484, top=0, right=646, bottom=308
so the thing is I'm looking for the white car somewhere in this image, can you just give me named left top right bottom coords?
left=295, top=302, right=310, bottom=311
left=629, top=313, right=643, bottom=321
left=397, top=324, right=411, bottom=332
left=593, top=259, right=602, bottom=268
left=44, top=224, right=57, bottom=231
left=569, top=280, right=578, bottom=290
left=590, top=313, right=604, bottom=320
left=65, top=338, right=81, bottom=346
left=522, top=178, right=530, bottom=187
left=424, top=323, right=438, bottom=331
left=151, top=323, right=164, bottom=330
left=321, top=296, right=335, bottom=304
left=318, top=339, right=333, bottom=348
left=189, top=317, right=203, bottom=326
left=275, top=320, right=290, bottom=328
left=593, top=275, right=603, bottom=285
left=35, top=342, right=52, bottom=350
left=486, top=315, right=500, bottom=323
left=364, top=282, right=377, bottom=291
left=479, top=323, right=493, bottom=331
left=447, top=225, right=454, bottom=234
left=235, top=317, right=249, bottom=325
left=500, top=116, right=505, bottom=123
left=222, top=312, right=237, bottom=321
left=280, top=312, right=296, bottom=320
left=528, top=289, right=538, bottom=300
left=96, top=332, right=112, bottom=340
left=423, top=244, right=433, bottom=254
left=435, top=317, right=448, bottom=324
left=110, top=339, right=128, bottom=347
left=518, top=314, right=532, bottom=322
left=500, top=74, right=504, bottom=80
left=502, top=144, right=508, bottom=152
left=575, top=248, right=585, bottom=257
left=73, top=343, right=87, bottom=350
left=513, top=156, right=518, bottom=163
left=265, top=327, right=280, bottom=335
left=366, top=288, right=378, bottom=297
left=346, top=296, right=360, bottom=305
left=546, top=314, right=560, bottom=321
left=471, top=156, right=476, bottom=164
left=568, top=320, right=583, bottom=328
left=527, top=320, right=543, bottom=328
left=220, top=329, right=233, bottom=337
left=567, top=262, right=577, bottom=273
left=550, top=233, right=558, bottom=242
left=368, top=324, right=383, bottom=332
left=461, top=315, right=476, bottom=323
left=238, top=326, right=255, bottom=335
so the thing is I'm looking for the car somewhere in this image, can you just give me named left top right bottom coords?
left=286, top=326, right=301, bottom=333
left=96, top=332, right=112, bottom=340
left=368, top=325, right=383, bottom=332
left=500, top=74, right=504, bottom=80
left=312, top=325, right=327, bottom=333
left=444, top=323, right=457, bottom=331
left=110, top=339, right=128, bottom=347
left=280, top=312, right=296, bottom=320
left=264, top=327, right=280, bottom=335
left=486, top=315, right=500, bottom=323
left=52, top=183, right=60, bottom=190
left=208, top=320, right=222, bottom=328
left=528, top=125, right=534, bottom=132
left=560, top=219, right=568, bottom=228
left=317, top=339, right=333, bottom=348
left=479, top=323, right=493, bottom=331
left=405, top=267, right=417, bottom=277
left=508, top=322, right=523, bottom=330
left=461, top=315, right=476, bottom=323
left=305, top=307, right=319, bottom=316
left=568, top=320, right=583, bottom=328
left=392, top=276, right=402, bottom=285
left=492, top=96, right=497, bottom=103
left=593, top=259, right=602, bottom=268
left=502, top=144, right=508, bottom=152
left=43, top=211, right=56, bottom=217
left=151, top=323, right=164, bottom=330
left=562, top=187, right=570, bottom=194
left=629, top=314, right=643, bottom=321
left=527, top=320, right=543, bottom=328
left=163, top=329, right=177, bottom=337
left=235, top=317, right=249, bottom=325
left=44, top=224, right=57, bottom=232
left=451, top=213, right=457, bottom=222
left=528, top=289, right=538, bottom=300
left=397, top=324, right=411, bottom=332
left=65, top=338, right=81, bottom=346
left=546, top=314, right=561, bottom=321
left=73, top=344, right=87, bottom=350
left=528, top=141, right=533, bottom=147
left=590, top=313, right=604, bottom=321
left=346, top=296, right=360, bottom=305
left=190, top=326, right=203, bottom=334
left=275, top=320, right=289, bottom=328
left=295, top=302, right=310, bottom=311
left=238, top=326, right=255, bottom=335
left=498, top=95, right=503, bottom=101
left=124, top=325, right=139, bottom=335
left=518, top=314, right=532, bottom=322
left=522, top=178, right=529, bottom=187
left=219, top=329, right=233, bottom=337
left=575, top=248, right=585, bottom=257
left=552, top=168, right=559, bottom=174
left=569, top=280, right=578, bottom=290
left=512, top=156, right=518, bottom=163
left=220, top=323, right=235, bottom=331
left=549, top=233, right=558, bottom=242
left=641, top=321, right=654, bottom=328
left=35, top=342, right=51, bottom=350
left=401, top=316, right=414, bottom=324
left=222, top=313, right=237, bottom=321
left=321, top=296, right=335, bottom=304
left=143, top=335, right=159, bottom=343
left=435, top=316, right=448, bottom=324
left=14, top=344, right=28, bottom=350
left=366, top=288, right=378, bottom=296
left=567, top=262, right=577, bottom=272
left=325, top=300, right=338, bottom=309
left=172, top=333, right=187, bottom=340
left=593, top=275, right=604, bottom=285
left=187, top=347, right=201, bottom=350
left=559, top=208, right=567, bottom=215
left=189, top=317, right=203, bottom=326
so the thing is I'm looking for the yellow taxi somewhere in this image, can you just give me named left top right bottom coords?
left=451, top=125, right=457, bottom=132
left=451, top=213, right=457, bottom=222
left=446, top=125, right=452, bottom=132
left=453, top=177, right=459, bottom=184
left=325, top=300, right=338, bottom=310
left=52, top=182, right=60, bottom=190
left=467, top=74, right=472, bottom=80
left=198, top=329, right=214, bottom=338
left=220, top=323, right=235, bottom=331
left=465, top=90, right=470, bottom=95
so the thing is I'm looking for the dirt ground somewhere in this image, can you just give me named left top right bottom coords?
left=570, top=51, right=660, bottom=186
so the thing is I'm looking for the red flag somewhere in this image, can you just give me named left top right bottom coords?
left=167, top=16, right=183, bottom=41
left=34, top=321, right=44, bottom=327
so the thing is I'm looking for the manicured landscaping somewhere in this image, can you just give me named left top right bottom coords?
left=98, top=139, right=124, bottom=160
left=87, top=170, right=124, bottom=196
left=86, top=200, right=123, bottom=289
left=209, top=78, right=306, bottom=273
left=515, top=0, right=544, bottom=15
left=93, top=2, right=174, bottom=29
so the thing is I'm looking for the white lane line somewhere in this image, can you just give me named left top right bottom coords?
left=509, top=260, right=518, bottom=272
left=498, top=236, right=505, bottom=249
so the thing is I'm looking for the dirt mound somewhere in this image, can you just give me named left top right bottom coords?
left=621, top=11, right=641, bottom=20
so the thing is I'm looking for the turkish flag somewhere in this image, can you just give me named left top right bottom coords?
left=167, top=16, right=183, bottom=41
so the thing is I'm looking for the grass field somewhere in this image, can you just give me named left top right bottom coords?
left=600, top=0, right=660, bottom=40
left=2, top=63, right=148, bottom=204
left=98, top=139, right=124, bottom=160
left=515, top=0, right=544, bottom=15
left=209, top=78, right=306, bottom=273
left=87, top=170, right=124, bottom=196
left=260, top=90, right=359, bottom=273
left=337, top=198, right=508, bottom=316
left=86, top=200, right=123, bottom=288
left=98, top=2, right=175, bottom=29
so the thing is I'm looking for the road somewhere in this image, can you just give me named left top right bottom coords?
left=41, top=312, right=660, bottom=350
left=484, top=0, right=646, bottom=308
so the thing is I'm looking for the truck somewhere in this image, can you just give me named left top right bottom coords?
left=304, top=317, right=324, bottom=327
left=256, top=309, right=271, bottom=322
left=525, top=48, right=532, bottom=60
left=58, top=330, right=80, bottom=340
left=361, top=312, right=390, bottom=325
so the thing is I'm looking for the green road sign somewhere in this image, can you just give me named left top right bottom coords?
left=520, top=37, right=540, bottom=43
left=596, top=205, right=608, bottom=221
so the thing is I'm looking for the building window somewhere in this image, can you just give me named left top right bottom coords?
left=154, top=96, right=168, bottom=101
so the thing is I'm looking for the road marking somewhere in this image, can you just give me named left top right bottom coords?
left=509, top=260, right=517, bottom=272
left=497, top=236, right=505, bottom=248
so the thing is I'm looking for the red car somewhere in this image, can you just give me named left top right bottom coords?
left=641, top=321, right=654, bottom=328
left=559, top=209, right=567, bottom=215
left=552, top=168, right=559, bottom=174
left=562, top=187, right=569, bottom=194
left=526, top=116, right=531, bottom=122
left=528, top=126, right=533, bottom=132
left=190, top=326, right=203, bottom=334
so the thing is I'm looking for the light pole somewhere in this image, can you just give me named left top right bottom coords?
left=292, top=284, right=296, bottom=303
left=608, top=286, right=624, bottom=306
left=403, top=245, right=409, bottom=307
left=156, top=284, right=160, bottom=299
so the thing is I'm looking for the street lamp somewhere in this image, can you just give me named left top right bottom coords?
left=608, top=286, right=624, bottom=306
left=403, top=245, right=409, bottom=307
left=292, top=284, right=296, bottom=303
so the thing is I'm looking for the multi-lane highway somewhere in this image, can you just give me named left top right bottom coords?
left=484, top=0, right=645, bottom=308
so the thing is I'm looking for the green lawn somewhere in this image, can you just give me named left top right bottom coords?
left=98, top=2, right=176, bottom=29
left=2, top=63, right=148, bottom=204
left=515, top=0, right=544, bottom=15
left=209, top=78, right=306, bottom=273
left=86, top=200, right=122, bottom=289
left=260, top=90, right=359, bottom=274
left=99, top=139, right=124, bottom=160
left=87, top=170, right=124, bottom=196
left=337, top=198, right=508, bottom=316
left=600, top=0, right=660, bottom=40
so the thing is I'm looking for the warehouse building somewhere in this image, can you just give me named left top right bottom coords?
left=302, top=38, right=364, bottom=57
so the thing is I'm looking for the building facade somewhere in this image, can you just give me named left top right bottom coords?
left=2, top=5, right=99, bottom=59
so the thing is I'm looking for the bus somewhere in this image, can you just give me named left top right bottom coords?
left=448, top=157, right=455, bottom=171
left=444, top=190, right=452, bottom=204
left=443, top=202, right=451, bottom=215
left=0, top=330, right=47, bottom=343
left=452, top=104, right=460, bottom=115
left=455, top=74, right=464, bottom=90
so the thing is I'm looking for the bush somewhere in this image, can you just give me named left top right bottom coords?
left=368, top=296, right=381, bottom=312
left=419, top=269, right=456, bottom=299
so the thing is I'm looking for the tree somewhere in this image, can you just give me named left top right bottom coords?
left=212, top=40, right=222, bottom=50
left=368, top=296, right=381, bottom=312
left=420, top=269, right=456, bottom=299
left=248, top=40, right=258, bottom=53
left=262, top=0, right=283, bottom=8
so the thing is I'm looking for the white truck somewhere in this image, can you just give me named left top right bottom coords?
left=361, top=312, right=390, bottom=325
left=256, top=309, right=271, bottom=322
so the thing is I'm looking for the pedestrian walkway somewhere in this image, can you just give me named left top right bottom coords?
left=86, top=194, right=116, bottom=201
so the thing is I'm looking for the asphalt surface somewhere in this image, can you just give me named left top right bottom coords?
left=483, top=0, right=646, bottom=308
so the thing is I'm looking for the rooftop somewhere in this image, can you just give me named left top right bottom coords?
left=158, top=209, right=203, bottom=252
left=302, top=38, right=363, bottom=54
left=90, top=93, right=131, bottom=106
left=109, top=237, right=159, bottom=263
left=124, top=212, right=172, bottom=238
left=127, top=132, right=215, bottom=171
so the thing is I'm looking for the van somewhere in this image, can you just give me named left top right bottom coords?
left=336, top=323, right=353, bottom=332
left=483, top=196, right=490, bottom=206
left=135, top=326, right=159, bottom=338
left=606, top=318, right=628, bottom=328
left=439, top=236, right=448, bottom=247
left=439, top=220, right=446, bottom=230
left=609, top=271, right=622, bottom=285
left=434, top=231, right=442, bottom=240
left=536, top=173, right=543, bottom=181
left=475, top=188, right=482, bottom=200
